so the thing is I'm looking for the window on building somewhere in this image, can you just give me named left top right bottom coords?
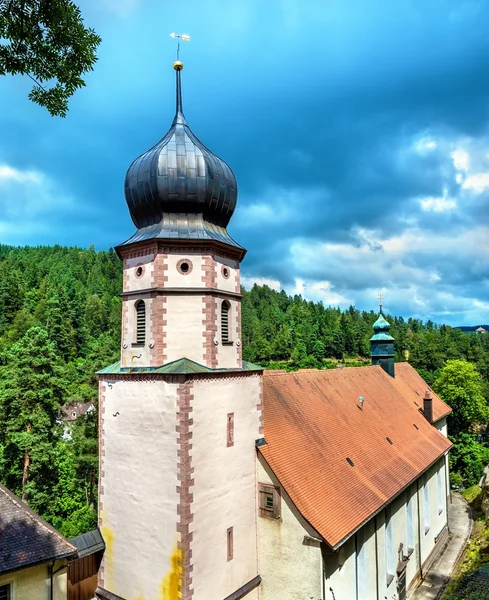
left=135, top=300, right=146, bottom=344
left=385, top=507, right=395, bottom=583
left=437, top=466, right=444, bottom=515
left=0, top=584, right=11, bottom=600
left=227, top=526, right=233, bottom=561
left=423, top=474, right=430, bottom=534
left=227, top=413, right=234, bottom=447
left=258, top=483, right=281, bottom=519
left=221, top=300, right=231, bottom=344
left=406, top=489, right=414, bottom=552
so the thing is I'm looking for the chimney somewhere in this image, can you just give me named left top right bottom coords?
left=423, top=390, right=433, bottom=424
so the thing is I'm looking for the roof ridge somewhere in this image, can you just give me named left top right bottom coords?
left=0, top=482, right=77, bottom=553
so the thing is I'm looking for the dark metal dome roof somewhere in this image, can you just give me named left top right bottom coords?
left=121, top=62, right=241, bottom=250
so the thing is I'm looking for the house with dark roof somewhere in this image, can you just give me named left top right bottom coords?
left=0, top=482, right=77, bottom=600
left=95, top=59, right=453, bottom=600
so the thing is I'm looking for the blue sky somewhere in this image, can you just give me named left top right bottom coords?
left=1, top=0, right=488, bottom=325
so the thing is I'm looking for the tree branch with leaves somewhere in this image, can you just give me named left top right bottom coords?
left=0, top=0, right=101, bottom=116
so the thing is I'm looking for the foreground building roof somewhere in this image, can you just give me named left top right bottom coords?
left=0, top=482, right=77, bottom=574
left=259, top=363, right=452, bottom=549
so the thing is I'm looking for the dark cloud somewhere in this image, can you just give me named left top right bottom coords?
left=0, top=0, right=488, bottom=323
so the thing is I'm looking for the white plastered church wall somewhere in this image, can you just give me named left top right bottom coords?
left=98, top=378, right=179, bottom=599
left=190, top=375, right=261, bottom=600
left=256, top=457, right=323, bottom=600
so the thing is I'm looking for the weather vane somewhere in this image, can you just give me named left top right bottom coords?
left=170, top=32, right=191, bottom=61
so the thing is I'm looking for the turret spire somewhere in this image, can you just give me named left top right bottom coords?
left=172, top=61, right=187, bottom=126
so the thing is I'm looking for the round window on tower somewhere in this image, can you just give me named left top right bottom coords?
left=135, top=265, right=145, bottom=278
left=222, top=266, right=230, bottom=279
left=177, top=259, right=193, bottom=275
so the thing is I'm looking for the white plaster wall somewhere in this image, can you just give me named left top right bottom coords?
left=215, top=255, right=239, bottom=294
left=0, top=564, right=67, bottom=600
left=435, top=417, right=448, bottom=437
left=165, top=253, right=204, bottom=287
left=356, top=520, right=377, bottom=600
left=99, top=378, right=179, bottom=600
left=324, top=536, right=356, bottom=600
left=257, top=459, right=322, bottom=600
left=165, top=295, right=205, bottom=364
left=216, top=297, right=241, bottom=369
left=419, top=459, right=448, bottom=568
left=191, top=375, right=262, bottom=600
left=124, top=252, right=156, bottom=291
left=121, top=296, right=153, bottom=368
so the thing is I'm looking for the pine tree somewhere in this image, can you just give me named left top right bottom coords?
left=0, top=326, right=63, bottom=513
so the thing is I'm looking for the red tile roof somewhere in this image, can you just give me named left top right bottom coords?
left=259, top=364, right=451, bottom=549
left=392, top=363, right=452, bottom=422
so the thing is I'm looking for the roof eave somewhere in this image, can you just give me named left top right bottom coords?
left=0, top=549, right=78, bottom=576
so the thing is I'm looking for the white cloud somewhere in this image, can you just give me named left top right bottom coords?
left=463, top=172, right=489, bottom=194
left=451, top=148, right=469, bottom=172
left=0, top=162, right=81, bottom=243
left=419, top=196, right=456, bottom=212
left=414, top=137, right=437, bottom=153
left=0, top=165, right=41, bottom=184
left=241, top=276, right=281, bottom=291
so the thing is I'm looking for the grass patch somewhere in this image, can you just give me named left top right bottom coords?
left=463, top=485, right=483, bottom=511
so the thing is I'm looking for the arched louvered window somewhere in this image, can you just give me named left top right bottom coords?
left=135, top=300, right=146, bottom=344
left=221, top=300, right=230, bottom=344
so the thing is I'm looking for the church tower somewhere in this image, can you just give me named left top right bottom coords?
left=97, top=61, right=263, bottom=600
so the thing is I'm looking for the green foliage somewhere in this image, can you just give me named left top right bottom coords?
left=0, top=326, right=63, bottom=512
left=0, top=247, right=486, bottom=541
left=0, top=245, right=121, bottom=535
left=442, top=521, right=489, bottom=600
left=434, top=361, right=489, bottom=438
left=449, top=434, right=489, bottom=488
left=0, top=0, right=101, bottom=116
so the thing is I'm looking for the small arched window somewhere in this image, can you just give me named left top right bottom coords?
left=221, top=300, right=230, bottom=344
left=135, top=300, right=146, bottom=344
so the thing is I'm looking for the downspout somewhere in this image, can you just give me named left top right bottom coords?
left=374, top=516, right=379, bottom=600
left=49, top=562, right=54, bottom=600
left=444, top=454, right=450, bottom=524
left=416, top=479, right=423, bottom=579
left=355, top=533, right=358, bottom=600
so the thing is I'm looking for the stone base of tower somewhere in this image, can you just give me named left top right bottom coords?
left=98, top=365, right=262, bottom=600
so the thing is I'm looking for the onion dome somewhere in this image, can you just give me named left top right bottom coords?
left=370, top=312, right=394, bottom=342
left=120, top=61, right=242, bottom=252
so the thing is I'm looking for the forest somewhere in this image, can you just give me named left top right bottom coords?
left=0, top=245, right=487, bottom=537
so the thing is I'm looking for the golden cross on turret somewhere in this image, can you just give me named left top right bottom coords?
left=170, top=32, right=191, bottom=62
left=377, top=291, right=384, bottom=309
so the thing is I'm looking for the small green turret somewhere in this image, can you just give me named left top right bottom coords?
left=370, top=305, right=395, bottom=378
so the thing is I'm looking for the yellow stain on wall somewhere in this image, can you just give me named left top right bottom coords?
left=100, top=513, right=116, bottom=590
left=161, top=544, right=183, bottom=600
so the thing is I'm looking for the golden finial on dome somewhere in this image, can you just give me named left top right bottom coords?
left=173, top=61, right=184, bottom=71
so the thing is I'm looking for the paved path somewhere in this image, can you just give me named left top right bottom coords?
left=409, top=494, right=473, bottom=600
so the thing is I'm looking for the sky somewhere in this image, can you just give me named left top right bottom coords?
left=0, top=0, right=488, bottom=326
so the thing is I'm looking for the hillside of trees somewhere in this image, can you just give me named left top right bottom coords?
left=0, top=245, right=487, bottom=536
